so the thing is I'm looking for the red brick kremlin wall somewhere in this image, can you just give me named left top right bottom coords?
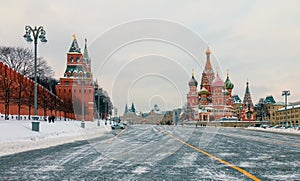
left=0, top=62, right=65, bottom=120
left=55, top=78, right=95, bottom=121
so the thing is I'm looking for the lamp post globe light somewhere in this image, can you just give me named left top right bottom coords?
left=282, top=90, right=291, bottom=126
left=23, top=26, right=47, bottom=120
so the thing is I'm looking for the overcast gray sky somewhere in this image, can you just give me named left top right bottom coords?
left=1, top=0, right=299, bottom=113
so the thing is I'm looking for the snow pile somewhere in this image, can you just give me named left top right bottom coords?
left=0, top=119, right=112, bottom=157
left=246, top=126, right=300, bottom=135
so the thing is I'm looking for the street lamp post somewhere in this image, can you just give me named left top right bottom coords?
left=282, top=90, right=290, bottom=126
left=81, top=73, right=85, bottom=128
left=97, top=90, right=100, bottom=126
left=23, top=26, right=47, bottom=120
left=109, top=102, right=112, bottom=125
left=114, top=107, right=118, bottom=123
left=103, top=98, right=107, bottom=125
left=292, top=105, right=294, bottom=126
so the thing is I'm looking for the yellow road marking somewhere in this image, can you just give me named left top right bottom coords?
left=156, top=127, right=261, bottom=181
left=108, top=129, right=125, bottom=144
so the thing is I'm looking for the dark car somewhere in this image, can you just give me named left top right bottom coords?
left=111, top=123, right=125, bottom=130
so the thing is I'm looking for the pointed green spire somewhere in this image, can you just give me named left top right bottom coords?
left=83, top=38, right=89, bottom=63
left=68, top=34, right=81, bottom=53
left=245, top=81, right=250, bottom=94
left=124, top=104, right=128, bottom=114
left=131, top=102, right=136, bottom=112
left=243, top=81, right=253, bottom=108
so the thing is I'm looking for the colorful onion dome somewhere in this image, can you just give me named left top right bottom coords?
left=206, top=47, right=211, bottom=55
left=198, top=87, right=209, bottom=95
left=188, top=76, right=198, bottom=87
left=188, top=70, right=198, bottom=87
left=211, top=73, right=224, bottom=87
left=224, top=75, right=234, bottom=89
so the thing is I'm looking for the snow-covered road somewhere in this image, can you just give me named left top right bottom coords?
left=0, top=125, right=299, bottom=180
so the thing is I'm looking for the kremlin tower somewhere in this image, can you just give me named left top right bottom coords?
left=56, top=35, right=95, bottom=121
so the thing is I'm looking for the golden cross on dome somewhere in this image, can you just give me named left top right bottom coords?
left=73, top=34, right=76, bottom=40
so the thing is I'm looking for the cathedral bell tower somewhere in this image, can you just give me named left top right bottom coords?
left=241, top=81, right=255, bottom=121
left=187, top=70, right=199, bottom=108
left=201, top=47, right=215, bottom=93
left=186, top=70, right=199, bottom=120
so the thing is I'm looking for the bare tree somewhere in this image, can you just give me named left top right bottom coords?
left=0, top=46, right=54, bottom=79
left=16, top=74, right=27, bottom=120
left=38, top=77, right=58, bottom=94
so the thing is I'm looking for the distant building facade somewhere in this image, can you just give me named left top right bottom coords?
left=269, top=102, right=285, bottom=123
left=251, top=95, right=300, bottom=126
left=275, top=105, right=300, bottom=126
left=121, top=102, right=142, bottom=124
left=232, top=95, right=243, bottom=120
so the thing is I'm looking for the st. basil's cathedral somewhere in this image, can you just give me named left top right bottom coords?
left=186, top=47, right=256, bottom=121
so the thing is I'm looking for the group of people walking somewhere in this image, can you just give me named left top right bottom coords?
left=48, top=114, right=55, bottom=123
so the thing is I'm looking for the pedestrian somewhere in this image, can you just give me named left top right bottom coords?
left=52, top=115, right=55, bottom=123
left=48, top=115, right=51, bottom=123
